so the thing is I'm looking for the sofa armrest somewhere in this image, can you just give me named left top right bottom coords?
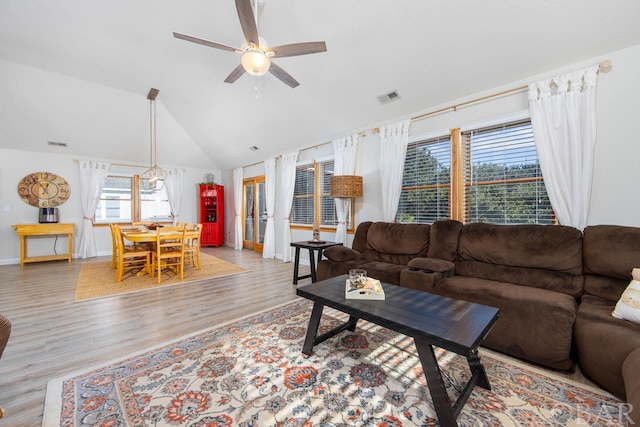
left=622, top=348, right=640, bottom=424
left=323, top=246, right=363, bottom=262
left=407, top=257, right=455, bottom=275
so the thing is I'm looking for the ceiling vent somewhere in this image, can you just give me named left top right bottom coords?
left=47, top=141, right=67, bottom=147
left=376, top=90, right=401, bottom=105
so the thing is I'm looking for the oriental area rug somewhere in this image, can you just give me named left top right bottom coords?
left=74, top=253, right=247, bottom=302
left=44, top=299, right=629, bottom=426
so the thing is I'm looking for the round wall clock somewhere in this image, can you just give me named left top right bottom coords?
left=17, top=172, right=71, bottom=207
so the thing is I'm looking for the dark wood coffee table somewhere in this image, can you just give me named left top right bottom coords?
left=296, top=275, right=499, bottom=427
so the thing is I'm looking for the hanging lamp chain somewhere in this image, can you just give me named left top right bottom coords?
left=149, top=98, right=154, bottom=169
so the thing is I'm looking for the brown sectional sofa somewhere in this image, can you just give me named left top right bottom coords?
left=429, top=223, right=583, bottom=371
left=316, top=220, right=640, bottom=419
left=576, top=225, right=640, bottom=401
left=316, top=220, right=462, bottom=285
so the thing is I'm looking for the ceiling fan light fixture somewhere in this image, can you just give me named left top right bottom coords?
left=241, top=48, right=271, bottom=76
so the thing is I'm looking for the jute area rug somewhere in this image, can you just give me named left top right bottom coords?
left=44, top=299, right=628, bottom=426
left=74, top=253, right=247, bottom=302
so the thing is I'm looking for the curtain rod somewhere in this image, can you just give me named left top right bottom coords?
left=241, top=130, right=367, bottom=169
left=369, top=85, right=527, bottom=134
left=74, top=159, right=147, bottom=168
left=371, top=59, right=612, bottom=133
left=73, top=159, right=185, bottom=172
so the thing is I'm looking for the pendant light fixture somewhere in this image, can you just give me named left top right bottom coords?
left=141, top=88, right=167, bottom=191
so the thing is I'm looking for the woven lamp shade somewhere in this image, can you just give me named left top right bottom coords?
left=330, top=175, right=363, bottom=198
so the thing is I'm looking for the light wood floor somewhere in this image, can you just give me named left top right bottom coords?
left=0, top=247, right=601, bottom=426
left=0, top=247, right=300, bottom=426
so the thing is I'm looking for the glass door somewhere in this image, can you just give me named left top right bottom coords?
left=243, top=176, right=266, bottom=252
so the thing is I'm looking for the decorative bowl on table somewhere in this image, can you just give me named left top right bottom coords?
left=146, top=223, right=163, bottom=230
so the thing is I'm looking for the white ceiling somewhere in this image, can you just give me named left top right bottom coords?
left=1, top=0, right=640, bottom=170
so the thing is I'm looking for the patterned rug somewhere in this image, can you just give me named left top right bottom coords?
left=44, top=299, right=629, bottom=426
left=74, top=253, right=247, bottom=302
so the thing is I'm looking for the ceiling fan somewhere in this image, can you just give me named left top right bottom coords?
left=173, top=0, right=327, bottom=88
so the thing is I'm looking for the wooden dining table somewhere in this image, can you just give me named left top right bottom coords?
left=120, top=226, right=199, bottom=243
left=120, top=226, right=201, bottom=277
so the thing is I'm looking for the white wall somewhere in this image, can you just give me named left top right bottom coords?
left=228, top=43, right=640, bottom=266
left=0, top=147, right=221, bottom=264
left=3, top=43, right=638, bottom=265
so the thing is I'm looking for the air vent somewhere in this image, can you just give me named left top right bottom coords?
left=376, top=90, right=401, bottom=105
left=47, top=141, right=68, bottom=147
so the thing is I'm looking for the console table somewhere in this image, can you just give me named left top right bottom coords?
left=12, top=223, right=74, bottom=266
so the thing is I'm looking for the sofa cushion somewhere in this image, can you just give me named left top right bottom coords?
left=407, top=257, right=455, bottom=273
left=427, top=220, right=463, bottom=261
left=351, top=221, right=373, bottom=253
left=574, top=295, right=640, bottom=399
left=316, top=259, right=366, bottom=282
left=612, top=273, right=640, bottom=324
left=434, top=276, right=576, bottom=370
left=456, top=223, right=584, bottom=297
left=583, top=225, right=640, bottom=302
left=361, top=222, right=431, bottom=265
left=323, top=245, right=362, bottom=262
left=355, top=260, right=409, bottom=285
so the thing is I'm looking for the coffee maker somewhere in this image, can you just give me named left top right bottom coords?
left=39, top=207, right=59, bottom=223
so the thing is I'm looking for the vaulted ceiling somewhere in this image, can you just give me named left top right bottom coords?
left=1, top=0, right=640, bottom=170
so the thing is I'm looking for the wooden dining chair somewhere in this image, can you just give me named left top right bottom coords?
left=184, top=223, right=203, bottom=270
left=114, top=224, right=151, bottom=282
left=150, top=226, right=186, bottom=283
left=110, top=223, right=148, bottom=269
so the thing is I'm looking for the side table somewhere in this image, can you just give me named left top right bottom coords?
left=290, top=241, right=342, bottom=285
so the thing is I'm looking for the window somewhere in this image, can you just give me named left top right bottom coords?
left=397, top=118, right=554, bottom=225
left=397, top=135, right=451, bottom=223
left=463, top=120, right=554, bottom=224
left=291, top=160, right=354, bottom=229
left=94, top=175, right=172, bottom=224
left=96, top=176, right=132, bottom=222
left=140, top=180, right=171, bottom=222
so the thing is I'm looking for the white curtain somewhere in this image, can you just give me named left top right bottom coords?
left=379, top=119, right=411, bottom=222
left=233, top=167, right=243, bottom=250
left=280, top=151, right=299, bottom=262
left=262, top=158, right=276, bottom=258
left=332, top=134, right=359, bottom=245
left=77, top=160, right=110, bottom=259
left=164, top=169, right=183, bottom=225
left=528, top=65, right=599, bottom=230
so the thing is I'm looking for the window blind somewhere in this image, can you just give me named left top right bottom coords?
left=291, top=159, right=352, bottom=228
left=463, top=120, right=554, bottom=224
left=96, top=176, right=133, bottom=222
left=292, top=164, right=314, bottom=225
left=318, top=160, right=337, bottom=226
left=397, top=135, right=452, bottom=223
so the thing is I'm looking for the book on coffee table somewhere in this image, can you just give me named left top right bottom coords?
left=345, top=278, right=385, bottom=300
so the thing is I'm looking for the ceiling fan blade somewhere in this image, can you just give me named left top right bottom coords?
left=268, top=41, right=327, bottom=58
left=224, top=64, right=246, bottom=84
left=269, top=62, right=299, bottom=88
left=173, top=32, right=240, bottom=53
left=235, top=0, right=259, bottom=47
